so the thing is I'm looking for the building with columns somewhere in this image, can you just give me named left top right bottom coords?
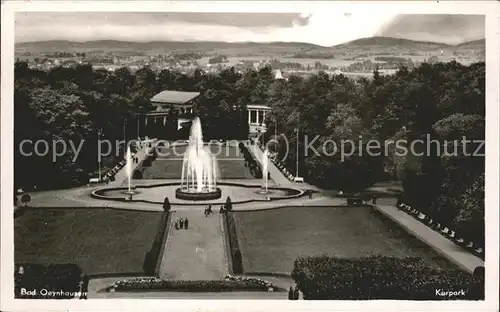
left=247, top=104, right=271, bottom=136
left=140, top=90, right=200, bottom=133
left=137, top=90, right=271, bottom=138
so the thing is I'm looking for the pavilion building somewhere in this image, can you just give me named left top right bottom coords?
left=136, top=90, right=271, bottom=139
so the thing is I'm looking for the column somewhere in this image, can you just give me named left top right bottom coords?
left=263, top=111, right=266, bottom=126
left=163, top=117, right=167, bottom=125
left=248, top=110, right=251, bottom=124
left=145, top=117, right=148, bottom=126
left=256, top=109, right=260, bottom=125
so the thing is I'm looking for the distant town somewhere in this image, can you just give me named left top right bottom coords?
left=15, top=37, right=485, bottom=79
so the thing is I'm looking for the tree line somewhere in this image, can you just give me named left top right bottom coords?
left=262, top=61, right=484, bottom=246
left=14, top=62, right=253, bottom=190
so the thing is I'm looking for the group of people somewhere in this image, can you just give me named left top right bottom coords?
left=288, top=285, right=300, bottom=300
left=175, top=217, right=189, bottom=230
left=204, top=205, right=213, bottom=217
left=204, top=204, right=228, bottom=216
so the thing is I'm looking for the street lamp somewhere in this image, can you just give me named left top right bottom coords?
left=294, top=112, right=300, bottom=179
left=137, top=113, right=140, bottom=141
left=97, top=128, right=103, bottom=182
left=123, top=118, right=127, bottom=148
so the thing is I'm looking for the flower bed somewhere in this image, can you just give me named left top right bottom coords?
left=292, top=256, right=483, bottom=300
left=108, top=276, right=277, bottom=292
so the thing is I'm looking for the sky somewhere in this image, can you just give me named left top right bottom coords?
left=15, top=12, right=485, bottom=46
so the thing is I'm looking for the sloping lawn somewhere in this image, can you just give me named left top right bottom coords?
left=141, top=145, right=253, bottom=179
left=233, top=206, right=453, bottom=274
left=15, top=208, right=162, bottom=275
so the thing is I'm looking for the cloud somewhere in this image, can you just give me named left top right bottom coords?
left=16, top=12, right=311, bottom=28
left=376, top=14, right=484, bottom=44
left=16, top=11, right=399, bottom=46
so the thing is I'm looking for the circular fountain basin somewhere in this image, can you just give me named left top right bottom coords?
left=122, top=185, right=139, bottom=195
left=175, top=187, right=222, bottom=201
left=123, top=190, right=140, bottom=195
left=92, top=182, right=304, bottom=205
left=256, top=188, right=271, bottom=195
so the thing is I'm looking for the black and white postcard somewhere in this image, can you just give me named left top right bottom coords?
left=1, top=1, right=498, bottom=312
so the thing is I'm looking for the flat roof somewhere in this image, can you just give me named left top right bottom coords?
left=247, top=104, right=271, bottom=110
left=151, top=90, right=200, bottom=105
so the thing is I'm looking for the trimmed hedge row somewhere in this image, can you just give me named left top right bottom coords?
left=141, top=149, right=157, bottom=168
left=15, top=263, right=82, bottom=299
left=143, top=211, right=170, bottom=275
left=238, top=143, right=263, bottom=179
left=224, top=211, right=243, bottom=274
left=110, top=278, right=270, bottom=292
left=397, top=201, right=484, bottom=259
left=291, top=256, right=484, bottom=300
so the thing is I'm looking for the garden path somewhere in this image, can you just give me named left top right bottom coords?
left=158, top=210, right=228, bottom=280
left=375, top=198, right=484, bottom=273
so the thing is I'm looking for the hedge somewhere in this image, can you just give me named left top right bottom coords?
left=291, top=256, right=483, bottom=300
left=15, top=263, right=82, bottom=299
left=143, top=211, right=170, bottom=275
left=110, top=278, right=272, bottom=292
left=238, top=144, right=263, bottom=178
left=132, top=169, right=143, bottom=179
left=224, top=211, right=243, bottom=274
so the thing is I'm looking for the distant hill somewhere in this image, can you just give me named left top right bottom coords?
left=15, top=40, right=322, bottom=54
left=335, top=36, right=450, bottom=49
left=454, top=39, right=485, bottom=49
left=15, top=36, right=485, bottom=61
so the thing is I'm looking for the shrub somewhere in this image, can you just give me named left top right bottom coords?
left=225, top=196, right=233, bottom=211
left=291, top=256, right=482, bottom=300
left=20, top=194, right=31, bottom=206
left=132, top=169, right=143, bottom=179
left=163, top=197, right=171, bottom=212
left=15, top=263, right=82, bottom=299
left=142, top=157, right=152, bottom=167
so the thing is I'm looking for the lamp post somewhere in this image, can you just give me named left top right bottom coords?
left=274, top=118, right=277, bottom=140
left=98, top=128, right=102, bottom=182
left=295, top=112, right=300, bottom=179
left=123, top=118, right=127, bottom=151
left=137, top=113, right=140, bottom=141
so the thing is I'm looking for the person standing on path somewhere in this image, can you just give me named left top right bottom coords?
left=293, top=285, right=300, bottom=300
left=175, top=218, right=179, bottom=230
left=184, top=218, right=189, bottom=229
left=179, top=217, right=184, bottom=229
left=80, top=274, right=89, bottom=299
left=288, top=286, right=294, bottom=300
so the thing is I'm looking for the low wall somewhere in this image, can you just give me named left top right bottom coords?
left=91, top=182, right=305, bottom=206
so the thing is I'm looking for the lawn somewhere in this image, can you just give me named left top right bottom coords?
left=15, top=208, right=163, bottom=275
left=142, top=145, right=254, bottom=179
left=233, top=206, right=453, bottom=274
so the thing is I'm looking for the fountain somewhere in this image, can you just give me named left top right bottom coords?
left=258, top=148, right=270, bottom=194
left=175, top=117, right=222, bottom=200
left=123, top=145, right=137, bottom=195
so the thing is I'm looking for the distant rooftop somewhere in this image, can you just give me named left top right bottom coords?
left=151, top=90, right=200, bottom=105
